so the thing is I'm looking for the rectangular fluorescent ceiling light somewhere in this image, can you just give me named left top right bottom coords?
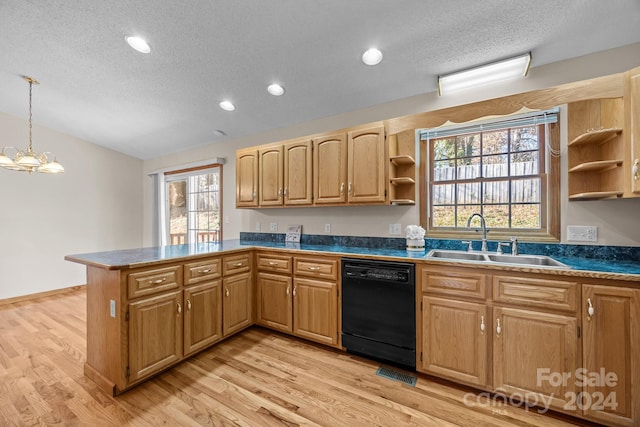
left=438, top=52, right=531, bottom=96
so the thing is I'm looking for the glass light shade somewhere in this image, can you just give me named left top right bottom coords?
left=126, top=36, right=151, bottom=53
left=38, top=160, right=65, bottom=174
left=0, top=152, right=15, bottom=167
left=438, top=52, right=531, bottom=96
left=267, top=84, right=285, bottom=96
left=219, top=100, right=236, bottom=111
left=362, top=48, right=383, bottom=66
left=15, top=152, right=41, bottom=168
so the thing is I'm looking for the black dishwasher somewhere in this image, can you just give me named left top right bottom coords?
left=341, top=258, right=416, bottom=369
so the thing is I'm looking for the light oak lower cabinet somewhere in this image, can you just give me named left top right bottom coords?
left=492, top=274, right=580, bottom=412
left=582, top=284, right=640, bottom=426
left=256, top=252, right=340, bottom=347
left=419, top=266, right=489, bottom=386
left=183, top=280, right=222, bottom=356
left=222, top=253, right=253, bottom=336
left=128, top=289, right=183, bottom=383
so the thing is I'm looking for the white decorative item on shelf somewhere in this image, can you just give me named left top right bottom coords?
left=405, top=225, right=426, bottom=251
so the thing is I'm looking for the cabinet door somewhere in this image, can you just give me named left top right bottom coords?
left=582, top=285, right=640, bottom=426
left=420, top=296, right=488, bottom=386
left=128, top=290, right=182, bottom=383
left=313, top=133, right=347, bottom=204
left=284, top=139, right=313, bottom=205
left=493, top=306, right=579, bottom=411
left=258, top=145, right=283, bottom=206
left=184, top=281, right=222, bottom=356
left=625, top=66, right=640, bottom=194
left=236, top=148, right=259, bottom=207
left=293, top=278, right=338, bottom=346
left=222, top=272, right=252, bottom=336
left=347, top=126, right=386, bottom=203
left=256, top=272, right=293, bottom=333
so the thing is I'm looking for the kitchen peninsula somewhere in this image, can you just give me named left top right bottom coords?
left=67, top=238, right=640, bottom=426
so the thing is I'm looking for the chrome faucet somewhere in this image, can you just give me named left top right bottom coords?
left=466, top=213, right=488, bottom=252
left=511, top=236, right=519, bottom=255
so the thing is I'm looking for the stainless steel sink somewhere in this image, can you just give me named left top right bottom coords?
left=485, top=253, right=570, bottom=268
left=425, top=249, right=487, bottom=261
left=425, top=249, right=571, bottom=269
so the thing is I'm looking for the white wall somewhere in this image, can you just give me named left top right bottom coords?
left=0, top=113, right=143, bottom=299
left=143, top=43, right=640, bottom=248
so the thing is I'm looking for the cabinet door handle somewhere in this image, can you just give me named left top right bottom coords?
left=252, top=191, right=256, bottom=200
left=286, top=286, right=290, bottom=296
left=587, top=298, right=595, bottom=320
left=496, top=318, right=502, bottom=337
left=150, top=278, right=167, bottom=284
left=278, top=188, right=282, bottom=198
left=480, top=316, right=485, bottom=334
left=177, top=302, right=182, bottom=316
left=225, top=287, right=230, bottom=297
left=293, top=287, right=297, bottom=297
left=633, top=159, right=638, bottom=181
left=348, top=182, right=352, bottom=194
left=340, top=182, right=345, bottom=195
left=307, top=266, right=321, bottom=271
left=284, top=187, right=288, bottom=199
left=186, top=299, right=192, bottom=310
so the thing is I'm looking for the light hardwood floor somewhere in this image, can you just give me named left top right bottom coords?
left=0, top=289, right=598, bottom=426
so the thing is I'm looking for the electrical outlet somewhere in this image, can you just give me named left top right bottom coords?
left=270, top=223, right=278, bottom=232
left=389, top=223, right=402, bottom=235
left=324, top=223, right=331, bottom=233
left=255, top=222, right=261, bottom=231
left=567, top=225, right=598, bottom=242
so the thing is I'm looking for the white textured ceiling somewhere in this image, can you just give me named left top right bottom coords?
left=1, top=0, right=639, bottom=160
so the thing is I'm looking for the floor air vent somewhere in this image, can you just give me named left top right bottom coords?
left=375, top=367, right=417, bottom=387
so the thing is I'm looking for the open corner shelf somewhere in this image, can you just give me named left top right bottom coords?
left=568, top=159, right=623, bottom=173
left=569, top=191, right=624, bottom=201
left=568, top=128, right=622, bottom=147
left=390, top=155, right=415, bottom=166
left=390, top=199, right=415, bottom=205
left=390, top=177, right=415, bottom=185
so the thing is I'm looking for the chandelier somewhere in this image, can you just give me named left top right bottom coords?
left=0, top=76, right=64, bottom=173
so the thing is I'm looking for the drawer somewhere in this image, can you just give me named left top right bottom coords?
left=493, top=275, right=578, bottom=312
left=222, top=253, right=252, bottom=275
left=257, top=253, right=292, bottom=274
left=420, top=266, right=486, bottom=299
left=294, top=257, right=338, bottom=281
left=128, top=265, right=182, bottom=299
left=184, top=258, right=221, bottom=285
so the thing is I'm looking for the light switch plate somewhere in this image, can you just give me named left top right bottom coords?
left=325, top=223, right=331, bottom=233
left=255, top=222, right=261, bottom=231
left=270, top=223, right=278, bottom=232
left=389, top=223, right=402, bottom=235
left=567, top=225, right=598, bottom=242
left=109, top=300, right=116, bottom=318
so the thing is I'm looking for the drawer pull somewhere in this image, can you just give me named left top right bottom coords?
left=201, top=269, right=212, bottom=273
left=268, top=262, right=278, bottom=267
left=587, top=298, right=595, bottom=320
left=233, top=262, right=244, bottom=267
left=496, top=318, right=502, bottom=337
left=149, top=278, right=167, bottom=284
left=307, top=266, right=321, bottom=271
left=177, top=302, right=182, bottom=316
left=480, top=316, right=485, bottom=334
left=186, top=299, right=192, bottom=310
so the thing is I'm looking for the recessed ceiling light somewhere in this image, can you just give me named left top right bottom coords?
left=125, top=36, right=151, bottom=53
left=267, top=83, right=285, bottom=96
left=219, top=100, right=236, bottom=111
left=362, top=48, right=383, bottom=66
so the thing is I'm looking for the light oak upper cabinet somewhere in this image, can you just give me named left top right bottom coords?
left=258, top=145, right=284, bottom=206
left=236, top=148, right=259, bottom=207
left=624, top=66, right=640, bottom=194
left=313, top=132, right=348, bottom=204
left=582, top=284, right=640, bottom=427
left=347, top=126, right=387, bottom=203
left=284, top=139, right=313, bottom=205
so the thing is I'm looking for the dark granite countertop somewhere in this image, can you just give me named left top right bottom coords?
left=66, top=239, right=640, bottom=282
